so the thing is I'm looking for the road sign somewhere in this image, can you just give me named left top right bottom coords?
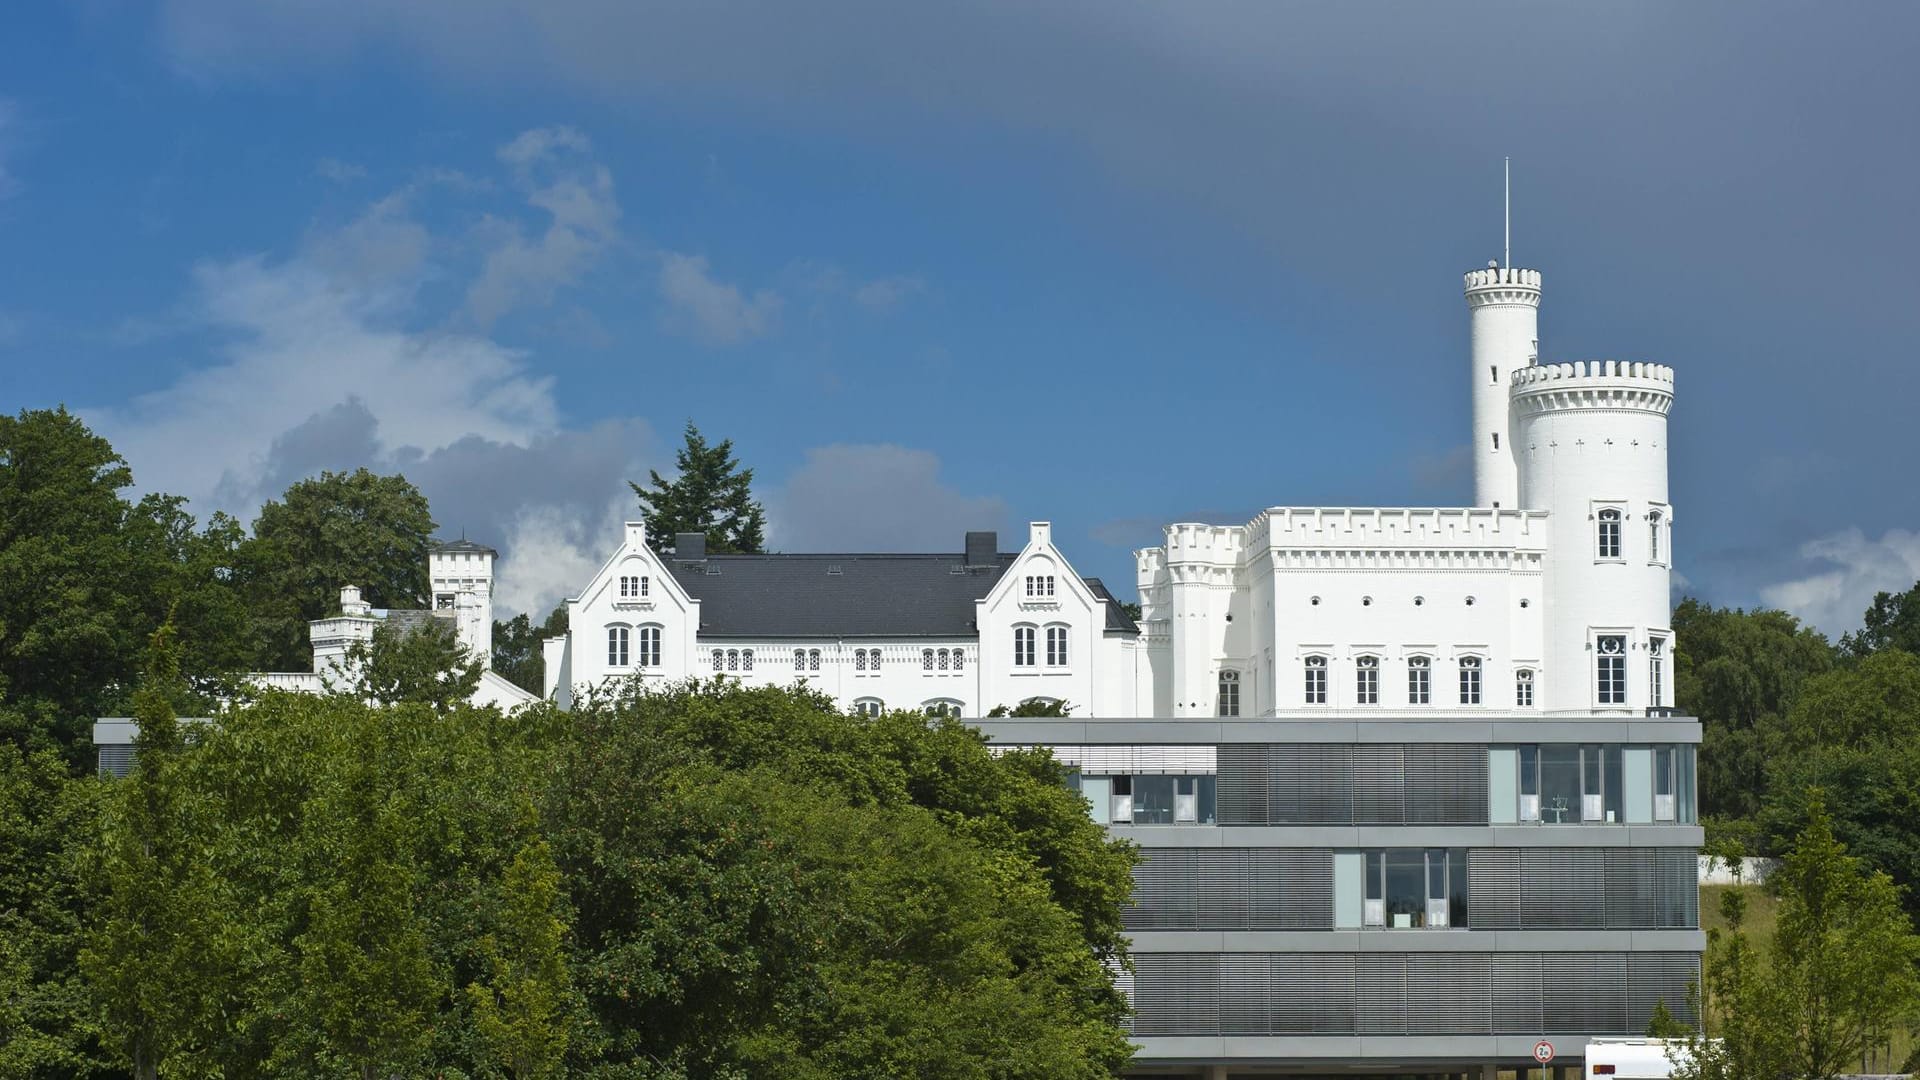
left=1533, top=1040, right=1555, bottom=1064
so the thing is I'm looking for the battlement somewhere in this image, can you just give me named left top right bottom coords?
left=1247, top=506, right=1546, bottom=551
left=1463, top=267, right=1541, bottom=291
left=1510, top=360, right=1675, bottom=416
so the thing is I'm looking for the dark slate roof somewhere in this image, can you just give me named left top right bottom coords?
left=1084, top=578, right=1141, bottom=634
left=664, top=552, right=1140, bottom=639
left=432, top=538, right=499, bottom=556
left=383, top=608, right=453, bottom=637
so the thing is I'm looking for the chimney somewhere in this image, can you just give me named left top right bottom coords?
left=340, top=586, right=371, bottom=617
left=964, top=531, right=997, bottom=567
left=675, top=532, right=707, bottom=561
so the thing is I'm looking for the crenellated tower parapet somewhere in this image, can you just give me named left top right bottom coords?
left=1509, top=361, right=1675, bottom=418
left=1463, top=266, right=1543, bottom=308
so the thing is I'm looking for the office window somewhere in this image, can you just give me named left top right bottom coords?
left=1597, top=635, right=1627, bottom=704
left=1408, top=656, right=1431, bottom=705
left=1362, top=849, right=1466, bottom=929
left=1459, top=656, right=1483, bottom=705
left=1046, top=625, right=1069, bottom=666
left=607, top=626, right=629, bottom=667
left=1516, top=668, right=1535, bottom=707
left=1355, top=655, right=1379, bottom=705
left=1649, top=636, right=1666, bottom=706
left=1304, top=655, right=1328, bottom=705
left=1217, top=670, right=1240, bottom=717
left=1512, top=744, right=1624, bottom=824
left=1597, top=508, right=1623, bottom=559
left=637, top=625, right=661, bottom=667
left=1014, top=626, right=1036, bottom=667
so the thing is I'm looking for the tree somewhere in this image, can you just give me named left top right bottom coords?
left=987, top=698, right=1075, bottom=717
left=0, top=407, right=247, bottom=756
left=345, top=617, right=484, bottom=709
left=1672, top=598, right=1834, bottom=832
left=629, top=422, right=766, bottom=555
left=545, top=680, right=1134, bottom=1077
left=1675, top=792, right=1920, bottom=1079
left=494, top=604, right=569, bottom=697
left=246, top=468, right=436, bottom=670
left=1842, top=581, right=1920, bottom=658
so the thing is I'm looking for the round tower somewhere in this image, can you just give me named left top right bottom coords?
left=1464, top=266, right=1542, bottom=509
left=1511, top=361, right=1675, bottom=713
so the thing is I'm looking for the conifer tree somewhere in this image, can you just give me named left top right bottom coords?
left=629, top=422, right=767, bottom=554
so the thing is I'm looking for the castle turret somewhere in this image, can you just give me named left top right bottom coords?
left=429, top=539, right=497, bottom=663
left=1464, top=266, right=1541, bottom=508
left=1512, top=361, right=1675, bottom=713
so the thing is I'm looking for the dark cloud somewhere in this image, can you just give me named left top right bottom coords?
left=769, top=444, right=1008, bottom=553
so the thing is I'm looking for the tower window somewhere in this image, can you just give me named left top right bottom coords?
left=1516, top=668, right=1535, bottom=707
left=1649, top=637, right=1666, bottom=706
left=1649, top=510, right=1665, bottom=563
left=1490, top=365, right=1499, bottom=385
left=1597, top=635, right=1627, bottom=704
left=1356, top=655, right=1379, bottom=705
left=1408, top=656, right=1431, bottom=705
left=1491, top=432, right=1500, bottom=450
left=1458, top=656, right=1483, bottom=705
left=1217, top=670, right=1240, bottom=717
left=1597, top=508, right=1623, bottom=559
left=1304, top=655, right=1328, bottom=705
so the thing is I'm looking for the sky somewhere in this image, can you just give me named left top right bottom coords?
left=2, top=2, right=1916, bottom=635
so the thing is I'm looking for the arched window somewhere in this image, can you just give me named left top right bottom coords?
left=711, top=649, right=724, bottom=672
left=794, top=648, right=807, bottom=671
left=1408, top=656, right=1431, bottom=705
left=1649, top=510, right=1664, bottom=563
left=937, top=648, right=950, bottom=671
left=1045, top=625, right=1069, bottom=666
left=726, top=649, right=740, bottom=672
left=741, top=649, right=753, bottom=672
left=854, top=649, right=867, bottom=672
left=1596, top=635, right=1627, bottom=704
left=923, top=699, right=963, bottom=719
left=808, top=649, right=821, bottom=672
left=1356, top=655, right=1379, bottom=705
left=952, top=649, right=965, bottom=672
left=1597, top=508, right=1623, bottom=559
left=1648, top=636, right=1666, bottom=706
left=637, top=625, right=661, bottom=667
left=1516, top=668, right=1535, bottom=707
left=923, top=649, right=935, bottom=671
left=1304, top=655, right=1328, bottom=705
left=867, top=648, right=880, bottom=672
left=607, top=625, right=629, bottom=667
left=1458, top=656, right=1483, bottom=705
left=853, top=698, right=885, bottom=719
left=1217, top=670, right=1240, bottom=717
left=1013, top=626, right=1036, bottom=667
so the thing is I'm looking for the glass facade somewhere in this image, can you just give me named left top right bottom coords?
left=1497, top=744, right=1694, bottom=825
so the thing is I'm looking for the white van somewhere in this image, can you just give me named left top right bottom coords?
left=1584, top=1038, right=1692, bottom=1080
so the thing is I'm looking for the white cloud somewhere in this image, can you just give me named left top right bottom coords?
left=657, top=252, right=781, bottom=345
left=1759, top=528, right=1920, bottom=637
left=466, top=126, right=621, bottom=327
left=494, top=500, right=624, bottom=618
left=851, top=274, right=924, bottom=310
left=768, top=444, right=1007, bottom=552
left=316, top=157, right=367, bottom=183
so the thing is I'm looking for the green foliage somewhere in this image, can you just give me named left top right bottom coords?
left=1843, top=581, right=1920, bottom=658
left=986, top=698, right=1075, bottom=718
left=245, top=468, right=437, bottom=670
left=345, top=616, right=484, bottom=709
left=1675, top=792, right=1920, bottom=1080
left=547, top=680, right=1135, bottom=1077
left=0, top=407, right=244, bottom=757
left=1672, top=598, right=1834, bottom=828
left=629, top=423, right=767, bottom=555
left=1645, top=998, right=1690, bottom=1038
left=495, top=605, right=568, bottom=697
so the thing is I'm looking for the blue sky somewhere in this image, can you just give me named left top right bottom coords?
left=3, top=2, right=1917, bottom=633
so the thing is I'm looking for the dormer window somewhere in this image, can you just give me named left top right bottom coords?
left=618, top=574, right=649, bottom=599
left=1025, top=574, right=1056, bottom=598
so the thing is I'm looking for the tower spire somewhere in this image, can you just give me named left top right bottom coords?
left=1503, top=156, right=1511, bottom=270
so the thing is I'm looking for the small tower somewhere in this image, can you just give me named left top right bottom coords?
left=1464, top=264, right=1541, bottom=508
left=429, top=539, right=497, bottom=663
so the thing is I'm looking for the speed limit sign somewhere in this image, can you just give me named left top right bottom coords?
left=1533, top=1040, right=1555, bottom=1064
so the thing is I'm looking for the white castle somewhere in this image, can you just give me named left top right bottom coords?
left=529, top=260, right=1673, bottom=720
